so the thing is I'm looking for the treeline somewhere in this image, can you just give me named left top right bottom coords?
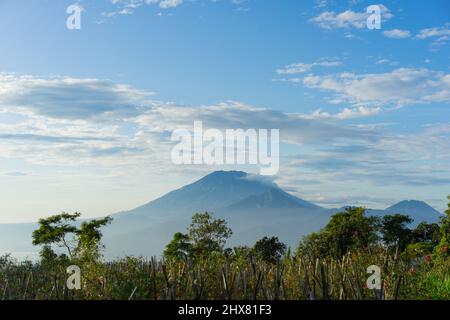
left=0, top=197, right=449, bottom=300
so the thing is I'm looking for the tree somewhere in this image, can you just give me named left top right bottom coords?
left=188, top=212, right=232, bottom=256
left=411, top=222, right=441, bottom=246
left=434, top=196, right=450, bottom=257
left=32, top=212, right=112, bottom=261
left=232, top=246, right=253, bottom=259
left=76, top=216, right=113, bottom=259
left=253, top=236, right=286, bottom=264
left=324, top=207, right=379, bottom=257
left=380, top=214, right=413, bottom=251
left=297, top=231, right=331, bottom=258
left=164, top=232, right=192, bottom=261
left=32, top=212, right=81, bottom=259
left=298, top=207, right=379, bottom=258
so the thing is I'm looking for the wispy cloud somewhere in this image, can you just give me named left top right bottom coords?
left=416, top=24, right=450, bottom=45
left=383, top=29, right=411, bottom=39
left=276, top=58, right=342, bottom=75
left=0, top=74, right=154, bottom=120
left=301, top=106, right=382, bottom=120
left=103, top=0, right=183, bottom=17
left=310, top=5, right=392, bottom=30
left=300, top=68, right=450, bottom=107
left=0, top=74, right=377, bottom=171
left=102, top=0, right=247, bottom=17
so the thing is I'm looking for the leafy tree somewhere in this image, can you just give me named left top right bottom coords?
left=380, top=214, right=413, bottom=251
left=298, top=207, right=379, bottom=258
left=253, top=236, right=286, bottom=264
left=32, top=212, right=112, bottom=261
left=232, top=246, right=253, bottom=259
left=323, top=207, right=379, bottom=257
left=434, top=196, right=450, bottom=257
left=163, top=232, right=192, bottom=261
left=297, top=231, right=330, bottom=258
left=188, top=212, right=232, bottom=256
left=76, top=216, right=113, bottom=259
left=32, top=212, right=81, bottom=259
left=411, top=222, right=441, bottom=246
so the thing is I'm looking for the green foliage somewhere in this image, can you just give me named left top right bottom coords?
left=188, top=212, right=232, bottom=257
left=402, top=258, right=450, bottom=299
left=76, top=216, right=113, bottom=259
left=253, top=236, right=286, bottom=264
left=434, top=196, right=450, bottom=258
left=298, top=207, right=379, bottom=258
left=404, top=242, right=434, bottom=259
left=411, top=222, right=441, bottom=245
left=163, top=232, right=192, bottom=261
left=380, top=214, right=413, bottom=251
left=32, top=212, right=112, bottom=262
left=32, top=212, right=81, bottom=258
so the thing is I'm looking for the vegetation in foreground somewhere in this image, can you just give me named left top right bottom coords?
left=1, top=197, right=449, bottom=300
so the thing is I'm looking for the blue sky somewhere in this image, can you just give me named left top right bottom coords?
left=0, top=0, right=449, bottom=222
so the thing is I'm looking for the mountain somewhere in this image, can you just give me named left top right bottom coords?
left=379, top=200, right=441, bottom=224
left=113, top=171, right=275, bottom=220
left=0, top=171, right=444, bottom=260
left=102, top=171, right=327, bottom=258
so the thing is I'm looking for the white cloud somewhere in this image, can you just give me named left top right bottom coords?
left=106, top=0, right=249, bottom=16
left=315, top=0, right=327, bottom=9
left=0, top=74, right=379, bottom=172
left=103, top=0, right=183, bottom=17
left=375, top=58, right=398, bottom=66
left=0, top=74, right=154, bottom=120
left=135, top=101, right=375, bottom=145
left=303, top=106, right=382, bottom=120
left=157, top=0, right=183, bottom=9
left=276, top=58, right=342, bottom=75
left=310, top=5, right=392, bottom=30
left=416, top=25, right=450, bottom=45
left=383, top=29, right=411, bottom=39
left=301, top=68, right=450, bottom=107
left=416, top=25, right=450, bottom=40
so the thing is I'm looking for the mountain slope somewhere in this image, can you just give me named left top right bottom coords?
left=381, top=200, right=441, bottom=224
left=224, top=188, right=321, bottom=212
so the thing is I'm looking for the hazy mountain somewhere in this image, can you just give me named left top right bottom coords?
left=102, top=171, right=327, bottom=258
left=113, top=171, right=275, bottom=221
left=0, top=171, right=443, bottom=260
left=366, top=200, right=442, bottom=225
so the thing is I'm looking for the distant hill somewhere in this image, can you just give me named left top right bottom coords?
left=385, top=200, right=441, bottom=218
left=366, top=200, right=441, bottom=226
left=0, top=171, right=443, bottom=260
